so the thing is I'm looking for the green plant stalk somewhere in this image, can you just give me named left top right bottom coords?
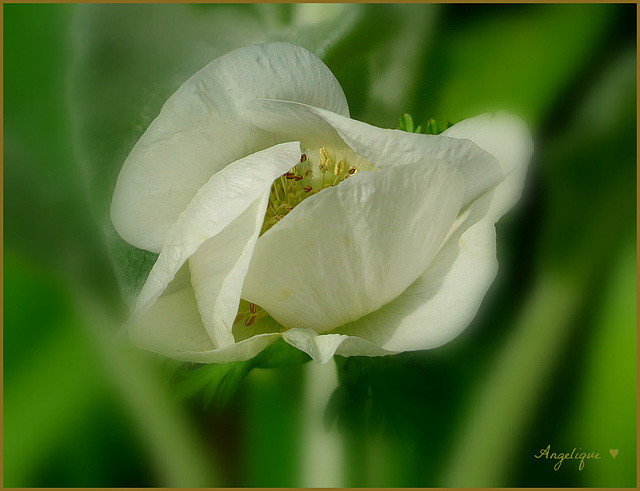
left=444, top=271, right=583, bottom=486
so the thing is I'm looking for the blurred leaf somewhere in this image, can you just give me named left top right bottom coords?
left=242, top=366, right=306, bottom=487
left=323, top=386, right=347, bottom=432
left=571, top=237, right=636, bottom=487
left=444, top=44, right=636, bottom=488
left=173, top=339, right=310, bottom=409
left=538, top=48, right=636, bottom=274
left=360, top=4, right=439, bottom=126
left=367, top=395, right=385, bottom=439
left=3, top=252, right=105, bottom=487
left=325, top=4, right=439, bottom=125
left=252, top=338, right=311, bottom=369
left=215, top=362, right=255, bottom=408
left=417, top=4, right=617, bottom=127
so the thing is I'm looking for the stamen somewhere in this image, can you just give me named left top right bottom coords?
left=320, top=147, right=332, bottom=169
left=261, top=145, right=374, bottom=235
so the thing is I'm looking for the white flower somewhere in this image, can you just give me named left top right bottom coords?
left=112, top=42, right=532, bottom=364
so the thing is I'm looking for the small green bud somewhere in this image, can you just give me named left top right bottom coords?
left=425, top=118, right=439, bottom=135
left=398, top=113, right=415, bottom=133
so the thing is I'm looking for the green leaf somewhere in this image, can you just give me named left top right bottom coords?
left=252, top=338, right=312, bottom=369
left=324, top=5, right=439, bottom=125
left=173, top=340, right=310, bottom=409
left=367, top=396, right=385, bottom=438
left=416, top=4, right=618, bottom=127
left=444, top=46, right=636, bottom=488
left=323, top=386, right=347, bottom=432
left=398, top=113, right=415, bottom=132
left=424, top=118, right=439, bottom=135
left=215, top=362, right=255, bottom=408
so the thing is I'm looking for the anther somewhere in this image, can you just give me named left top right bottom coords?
left=303, top=186, right=313, bottom=193
left=234, top=313, right=244, bottom=324
left=335, top=159, right=345, bottom=175
left=300, top=153, right=307, bottom=163
left=320, top=147, right=332, bottom=168
left=249, top=303, right=258, bottom=314
left=245, top=316, right=256, bottom=327
left=348, top=166, right=357, bottom=174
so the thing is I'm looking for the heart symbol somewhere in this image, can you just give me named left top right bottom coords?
left=610, top=449, right=619, bottom=458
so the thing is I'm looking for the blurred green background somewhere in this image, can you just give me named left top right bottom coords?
left=4, top=3, right=636, bottom=487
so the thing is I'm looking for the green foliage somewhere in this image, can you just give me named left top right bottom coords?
left=172, top=339, right=311, bottom=410
left=326, top=356, right=406, bottom=439
left=398, top=113, right=453, bottom=135
left=397, top=113, right=422, bottom=133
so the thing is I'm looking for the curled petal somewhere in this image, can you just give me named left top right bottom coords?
left=111, top=43, right=348, bottom=253
left=129, top=282, right=216, bottom=356
left=131, top=142, right=301, bottom=349
left=442, top=112, right=533, bottom=221
left=244, top=99, right=502, bottom=207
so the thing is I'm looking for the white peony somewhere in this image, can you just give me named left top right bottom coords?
left=111, top=42, right=532, bottom=364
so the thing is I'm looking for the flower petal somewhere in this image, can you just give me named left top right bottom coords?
left=111, top=42, right=348, bottom=252
left=443, top=112, right=533, bottom=220
left=242, top=158, right=465, bottom=333
left=170, top=332, right=282, bottom=364
left=282, top=328, right=392, bottom=364
left=131, top=142, right=301, bottom=348
left=129, top=282, right=216, bottom=356
left=282, top=329, right=349, bottom=365
left=244, top=99, right=502, bottom=207
left=336, top=194, right=499, bottom=351
left=334, top=114, right=532, bottom=353
left=187, top=196, right=269, bottom=348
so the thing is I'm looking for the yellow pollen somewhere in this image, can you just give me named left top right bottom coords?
left=260, top=145, right=374, bottom=236
left=320, top=146, right=332, bottom=168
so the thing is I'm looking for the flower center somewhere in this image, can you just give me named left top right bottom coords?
left=233, top=146, right=376, bottom=335
left=260, top=146, right=375, bottom=235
